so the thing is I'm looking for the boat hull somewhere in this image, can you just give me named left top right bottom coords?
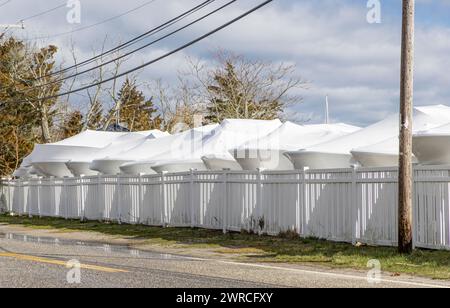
left=66, top=162, right=99, bottom=177
left=90, top=159, right=132, bottom=175
left=151, top=162, right=208, bottom=173
left=119, top=162, right=158, bottom=175
left=32, top=162, right=73, bottom=178
left=202, top=157, right=242, bottom=171
left=233, top=149, right=294, bottom=171
left=284, top=151, right=353, bottom=170
left=352, top=151, right=418, bottom=167
left=413, top=135, right=450, bottom=165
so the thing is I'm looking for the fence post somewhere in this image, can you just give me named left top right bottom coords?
left=10, top=179, right=14, bottom=214
left=0, top=179, right=3, bottom=213
left=37, top=178, right=42, bottom=218
left=256, top=168, right=263, bottom=235
left=117, top=175, right=122, bottom=224
left=80, top=175, right=85, bottom=221
left=138, top=173, right=143, bottom=225
left=412, top=165, right=417, bottom=250
left=296, top=170, right=302, bottom=236
left=160, top=171, right=168, bottom=227
left=28, top=179, right=33, bottom=218
left=0, top=179, right=4, bottom=212
left=17, top=178, right=22, bottom=215
left=7, top=179, right=14, bottom=212
left=190, top=169, right=195, bottom=228
left=301, top=167, right=309, bottom=237
left=51, top=178, right=56, bottom=217
left=351, top=166, right=358, bottom=244
left=222, top=171, right=228, bottom=234
left=102, top=175, right=107, bottom=221
left=63, top=177, right=68, bottom=220
left=6, top=178, right=10, bottom=214
left=23, top=179, right=27, bottom=215
left=97, top=174, right=102, bottom=221
left=0, top=179, right=3, bottom=212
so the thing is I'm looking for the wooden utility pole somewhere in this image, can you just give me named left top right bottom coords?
left=398, top=0, right=415, bottom=254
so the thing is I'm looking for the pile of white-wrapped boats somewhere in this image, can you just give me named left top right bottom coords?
left=12, top=104, right=450, bottom=178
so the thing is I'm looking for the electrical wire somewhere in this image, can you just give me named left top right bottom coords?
left=19, top=2, right=67, bottom=22
left=0, top=0, right=216, bottom=92
left=27, top=0, right=215, bottom=79
left=12, top=0, right=273, bottom=104
left=25, top=0, right=159, bottom=41
left=0, top=0, right=12, bottom=9
left=0, top=1, right=67, bottom=35
left=22, top=0, right=237, bottom=92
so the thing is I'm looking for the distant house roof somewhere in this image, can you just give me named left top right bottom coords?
left=103, top=124, right=130, bottom=132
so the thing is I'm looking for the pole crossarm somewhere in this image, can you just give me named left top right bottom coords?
left=0, top=21, right=25, bottom=30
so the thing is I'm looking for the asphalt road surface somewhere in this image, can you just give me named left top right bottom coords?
left=0, top=232, right=449, bottom=288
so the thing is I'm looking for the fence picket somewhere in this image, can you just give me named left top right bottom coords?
left=3, top=166, right=450, bottom=250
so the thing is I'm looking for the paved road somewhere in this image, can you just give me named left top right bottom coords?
left=0, top=232, right=449, bottom=288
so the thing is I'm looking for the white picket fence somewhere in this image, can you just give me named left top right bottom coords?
left=1, top=166, right=450, bottom=250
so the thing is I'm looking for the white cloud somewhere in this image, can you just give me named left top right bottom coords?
left=2, top=0, right=450, bottom=126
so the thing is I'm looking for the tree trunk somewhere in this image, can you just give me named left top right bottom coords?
left=40, top=105, right=52, bottom=143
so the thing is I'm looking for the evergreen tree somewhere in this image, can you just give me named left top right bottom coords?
left=109, top=78, right=161, bottom=131
left=205, top=61, right=283, bottom=123
left=61, top=110, right=83, bottom=139
left=0, top=37, right=63, bottom=176
left=0, top=38, right=37, bottom=176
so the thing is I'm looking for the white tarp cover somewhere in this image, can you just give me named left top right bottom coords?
left=352, top=105, right=450, bottom=167
left=26, top=130, right=167, bottom=177
left=29, top=130, right=128, bottom=163
left=119, top=124, right=219, bottom=174
left=153, top=119, right=283, bottom=172
left=87, top=130, right=169, bottom=161
left=288, top=105, right=450, bottom=169
left=412, top=115, right=450, bottom=165
left=12, top=167, right=31, bottom=178
left=28, top=130, right=129, bottom=177
left=231, top=122, right=360, bottom=170
left=414, top=121, right=450, bottom=136
left=76, top=130, right=170, bottom=175
left=350, top=138, right=413, bottom=167
left=16, top=154, right=44, bottom=178
left=13, top=155, right=34, bottom=178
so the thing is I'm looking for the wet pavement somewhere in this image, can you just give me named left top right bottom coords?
left=0, top=232, right=187, bottom=261
left=0, top=231, right=279, bottom=288
left=0, top=228, right=449, bottom=288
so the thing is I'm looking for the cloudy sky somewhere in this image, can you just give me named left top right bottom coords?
left=2, top=0, right=450, bottom=126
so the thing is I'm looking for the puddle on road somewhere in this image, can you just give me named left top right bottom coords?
left=0, top=232, right=188, bottom=261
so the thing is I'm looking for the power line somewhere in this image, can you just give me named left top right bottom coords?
left=0, top=1, right=66, bottom=36
left=0, top=0, right=216, bottom=92
left=26, top=0, right=159, bottom=41
left=22, top=0, right=236, bottom=93
left=1, top=1, right=65, bottom=36
left=19, top=2, right=67, bottom=23
left=29, top=0, right=215, bottom=79
left=0, top=0, right=12, bottom=9
left=13, top=0, right=273, bottom=104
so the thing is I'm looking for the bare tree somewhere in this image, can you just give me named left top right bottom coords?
left=146, top=78, right=204, bottom=133
left=67, top=37, right=134, bottom=131
left=82, top=39, right=110, bottom=131
left=102, top=55, right=132, bottom=130
left=181, top=51, right=308, bottom=123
